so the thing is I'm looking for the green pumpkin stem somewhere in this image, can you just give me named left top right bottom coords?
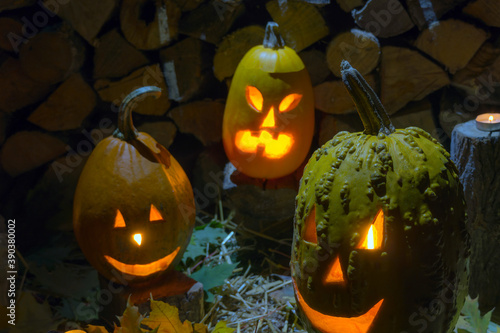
left=263, top=21, right=285, bottom=50
left=341, top=61, right=395, bottom=135
left=114, top=86, right=162, bottom=141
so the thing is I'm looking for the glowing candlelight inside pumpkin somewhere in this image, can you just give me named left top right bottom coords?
left=476, top=113, right=500, bottom=131
left=366, top=225, right=375, bottom=250
left=133, top=233, right=142, bottom=246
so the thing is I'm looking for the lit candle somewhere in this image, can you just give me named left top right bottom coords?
left=475, top=113, right=500, bottom=131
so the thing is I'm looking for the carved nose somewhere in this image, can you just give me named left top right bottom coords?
left=133, top=233, right=142, bottom=246
left=260, top=106, right=275, bottom=128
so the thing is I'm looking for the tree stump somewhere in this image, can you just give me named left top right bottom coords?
left=451, top=119, right=500, bottom=313
left=98, top=270, right=204, bottom=325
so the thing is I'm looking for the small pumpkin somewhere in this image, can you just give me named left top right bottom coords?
left=222, top=21, right=314, bottom=179
left=73, top=86, right=195, bottom=286
left=291, top=62, right=469, bottom=333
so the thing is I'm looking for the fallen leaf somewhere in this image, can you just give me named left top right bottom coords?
left=212, top=321, right=234, bottom=333
left=141, top=299, right=192, bottom=333
left=113, top=299, right=143, bottom=333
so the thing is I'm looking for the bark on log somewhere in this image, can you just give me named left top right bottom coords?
left=326, top=29, right=380, bottom=78
left=414, top=19, right=489, bottom=74
left=41, top=0, right=116, bottom=45
left=0, top=17, right=23, bottom=52
left=213, top=25, right=265, bottom=82
left=137, top=121, right=177, bottom=149
left=178, top=0, right=244, bottom=45
left=120, top=0, right=181, bottom=50
left=94, top=64, right=170, bottom=116
left=453, top=42, right=500, bottom=86
left=19, top=25, right=85, bottom=85
left=0, top=57, right=53, bottom=113
left=380, top=46, right=450, bottom=114
left=299, top=49, right=330, bottom=86
left=266, top=0, right=329, bottom=52
left=406, top=0, right=468, bottom=29
left=0, top=131, right=66, bottom=177
left=451, top=119, right=500, bottom=313
left=93, top=29, right=149, bottom=79
left=99, top=271, right=204, bottom=325
left=160, top=37, right=212, bottom=102
left=314, top=74, right=377, bottom=115
left=28, top=74, right=96, bottom=131
left=168, top=100, right=224, bottom=146
left=352, top=0, right=414, bottom=38
left=463, top=0, right=500, bottom=28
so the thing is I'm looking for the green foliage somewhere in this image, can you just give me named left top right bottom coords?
left=456, top=296, right=499, bottom=333
left=182, top=221, right=229, bottom=264
left=190, top=262, right=239, bottom=302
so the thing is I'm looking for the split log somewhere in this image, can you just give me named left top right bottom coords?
left=179, top=0, right=244, bottom=45
left=159, top=37, right=212, bottom=102
left=414, top=19, right=489, bottom=74
left=266, top=0, right=329, bottom=52
left=451, top=120, right=500, bottom=313
left=137, top=121, right=177, bottom=149
left=19, top=25, right=85, bottom=85
left=120, top=0, right=181, bottom=50
left=99, top=271, right=204, bottom=325
left=299, top=49, right=330, bottom=86
left=453, top=42, right=500, bottom=86
left=0, top=0, right=35, bottom=11
left=314, top=74, right=377, bottom=115
left=318, top=113, right=363, bottom=146
left=213, top=25, right=265, bottom=82
left=41, top=0, right=116, bottom=45
left=406, top=0, right=468, bottom=29
left=390, top=99, right=439, bottom=140
left=326, top=29, right=380, bottom=78
left=27, top=74, right=96, bottom=131
left=192, top=144, right=227, bottom=208
left=94, top=64, right=170, bottom=116
left=0, top=131, right=66, bottom=177
left=93, top=29, right=149, bottom=79
left=168, top=100, right=224, bottom=146
left=380, top=46, right=450, bottom=114
left=223, top=162, right=299, bottom=235
left=352, top=0, right=414, bottom=38
left=463, top=0, right=500, bottom=28
left=335, top=0, right=364, bottom=12
left=0, top=17, right=23, bottom=52
left=0, top=57, right=53, bottom=113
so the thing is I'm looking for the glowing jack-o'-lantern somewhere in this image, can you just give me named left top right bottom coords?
left=291, top=62, right=469, bottom=333
left=222, top=22, right=314, bottom=179
left=73, top=86, right=195, bottom=286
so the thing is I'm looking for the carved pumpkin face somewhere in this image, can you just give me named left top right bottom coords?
left=73, top=87, right=195, bottom=286
left=291, top=62, right=469, bottom=333
left=223, top=22, right=314, bottom=179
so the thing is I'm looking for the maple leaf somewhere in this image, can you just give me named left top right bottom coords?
left=113, top=299, right=144, bottom=333
left=212, top=321, right=234, bottom=333
left=141, top=299, right=193, bottom=333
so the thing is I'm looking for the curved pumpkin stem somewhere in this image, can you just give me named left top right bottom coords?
left=114, top=86, right=162, bottom=141
left=341, top=61, right=394, bottom=135
left=263, top=21, right=285, bottom=50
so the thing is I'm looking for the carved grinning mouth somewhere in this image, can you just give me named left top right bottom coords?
left=234, top=130, right=293, bottom=159
left=294, top=279, right=384, bottom=333
left=104, top=247, right=180, bottom=276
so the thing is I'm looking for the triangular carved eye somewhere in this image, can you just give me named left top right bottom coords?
left=150, top=204, right=164, bottom=222
left=325, top=256, right=345, bottom=283
left=279, top=93, right=302, bottom=113
left=246, top=86, right=264, bottom=112
left=358, top=210, right=384, bottom=250
left=114, top=210, right=126, bottom=228
left=302, top=206, right=317, bottom=244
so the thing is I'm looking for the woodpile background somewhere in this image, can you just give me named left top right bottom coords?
left=0, top=0, right=500, bottom=314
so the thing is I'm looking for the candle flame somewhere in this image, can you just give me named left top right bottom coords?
left=489, top=115, right=494, bottom=123
left=133, top=233, right=142, bottom=246
left=366, top=225, right=375, bottom=250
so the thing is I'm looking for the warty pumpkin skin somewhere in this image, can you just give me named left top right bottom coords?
left=73, top=87, right=195, bottom=286
left=222, top=22, right=314, bottom=179
left=291, top=62, right=469, bottom=333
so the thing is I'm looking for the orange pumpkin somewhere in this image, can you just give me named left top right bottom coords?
left=222, top=22, right=314, bottom=179
left=73, top=86, right=195, bottom=286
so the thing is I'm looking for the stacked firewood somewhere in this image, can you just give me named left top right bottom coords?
left=0, top=0, right=499, bottom=272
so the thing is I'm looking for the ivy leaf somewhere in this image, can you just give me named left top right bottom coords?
left=141, top=299, right=193, bottom=333
left=458, top=296, right=495, bottom=333
left=190, top=262, right=238, bottom=302
left=182, top=226, right=229, bottom=264
left=113, top=299, right=143, bottom=333
left=212, top=321, right=235, bottom=333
